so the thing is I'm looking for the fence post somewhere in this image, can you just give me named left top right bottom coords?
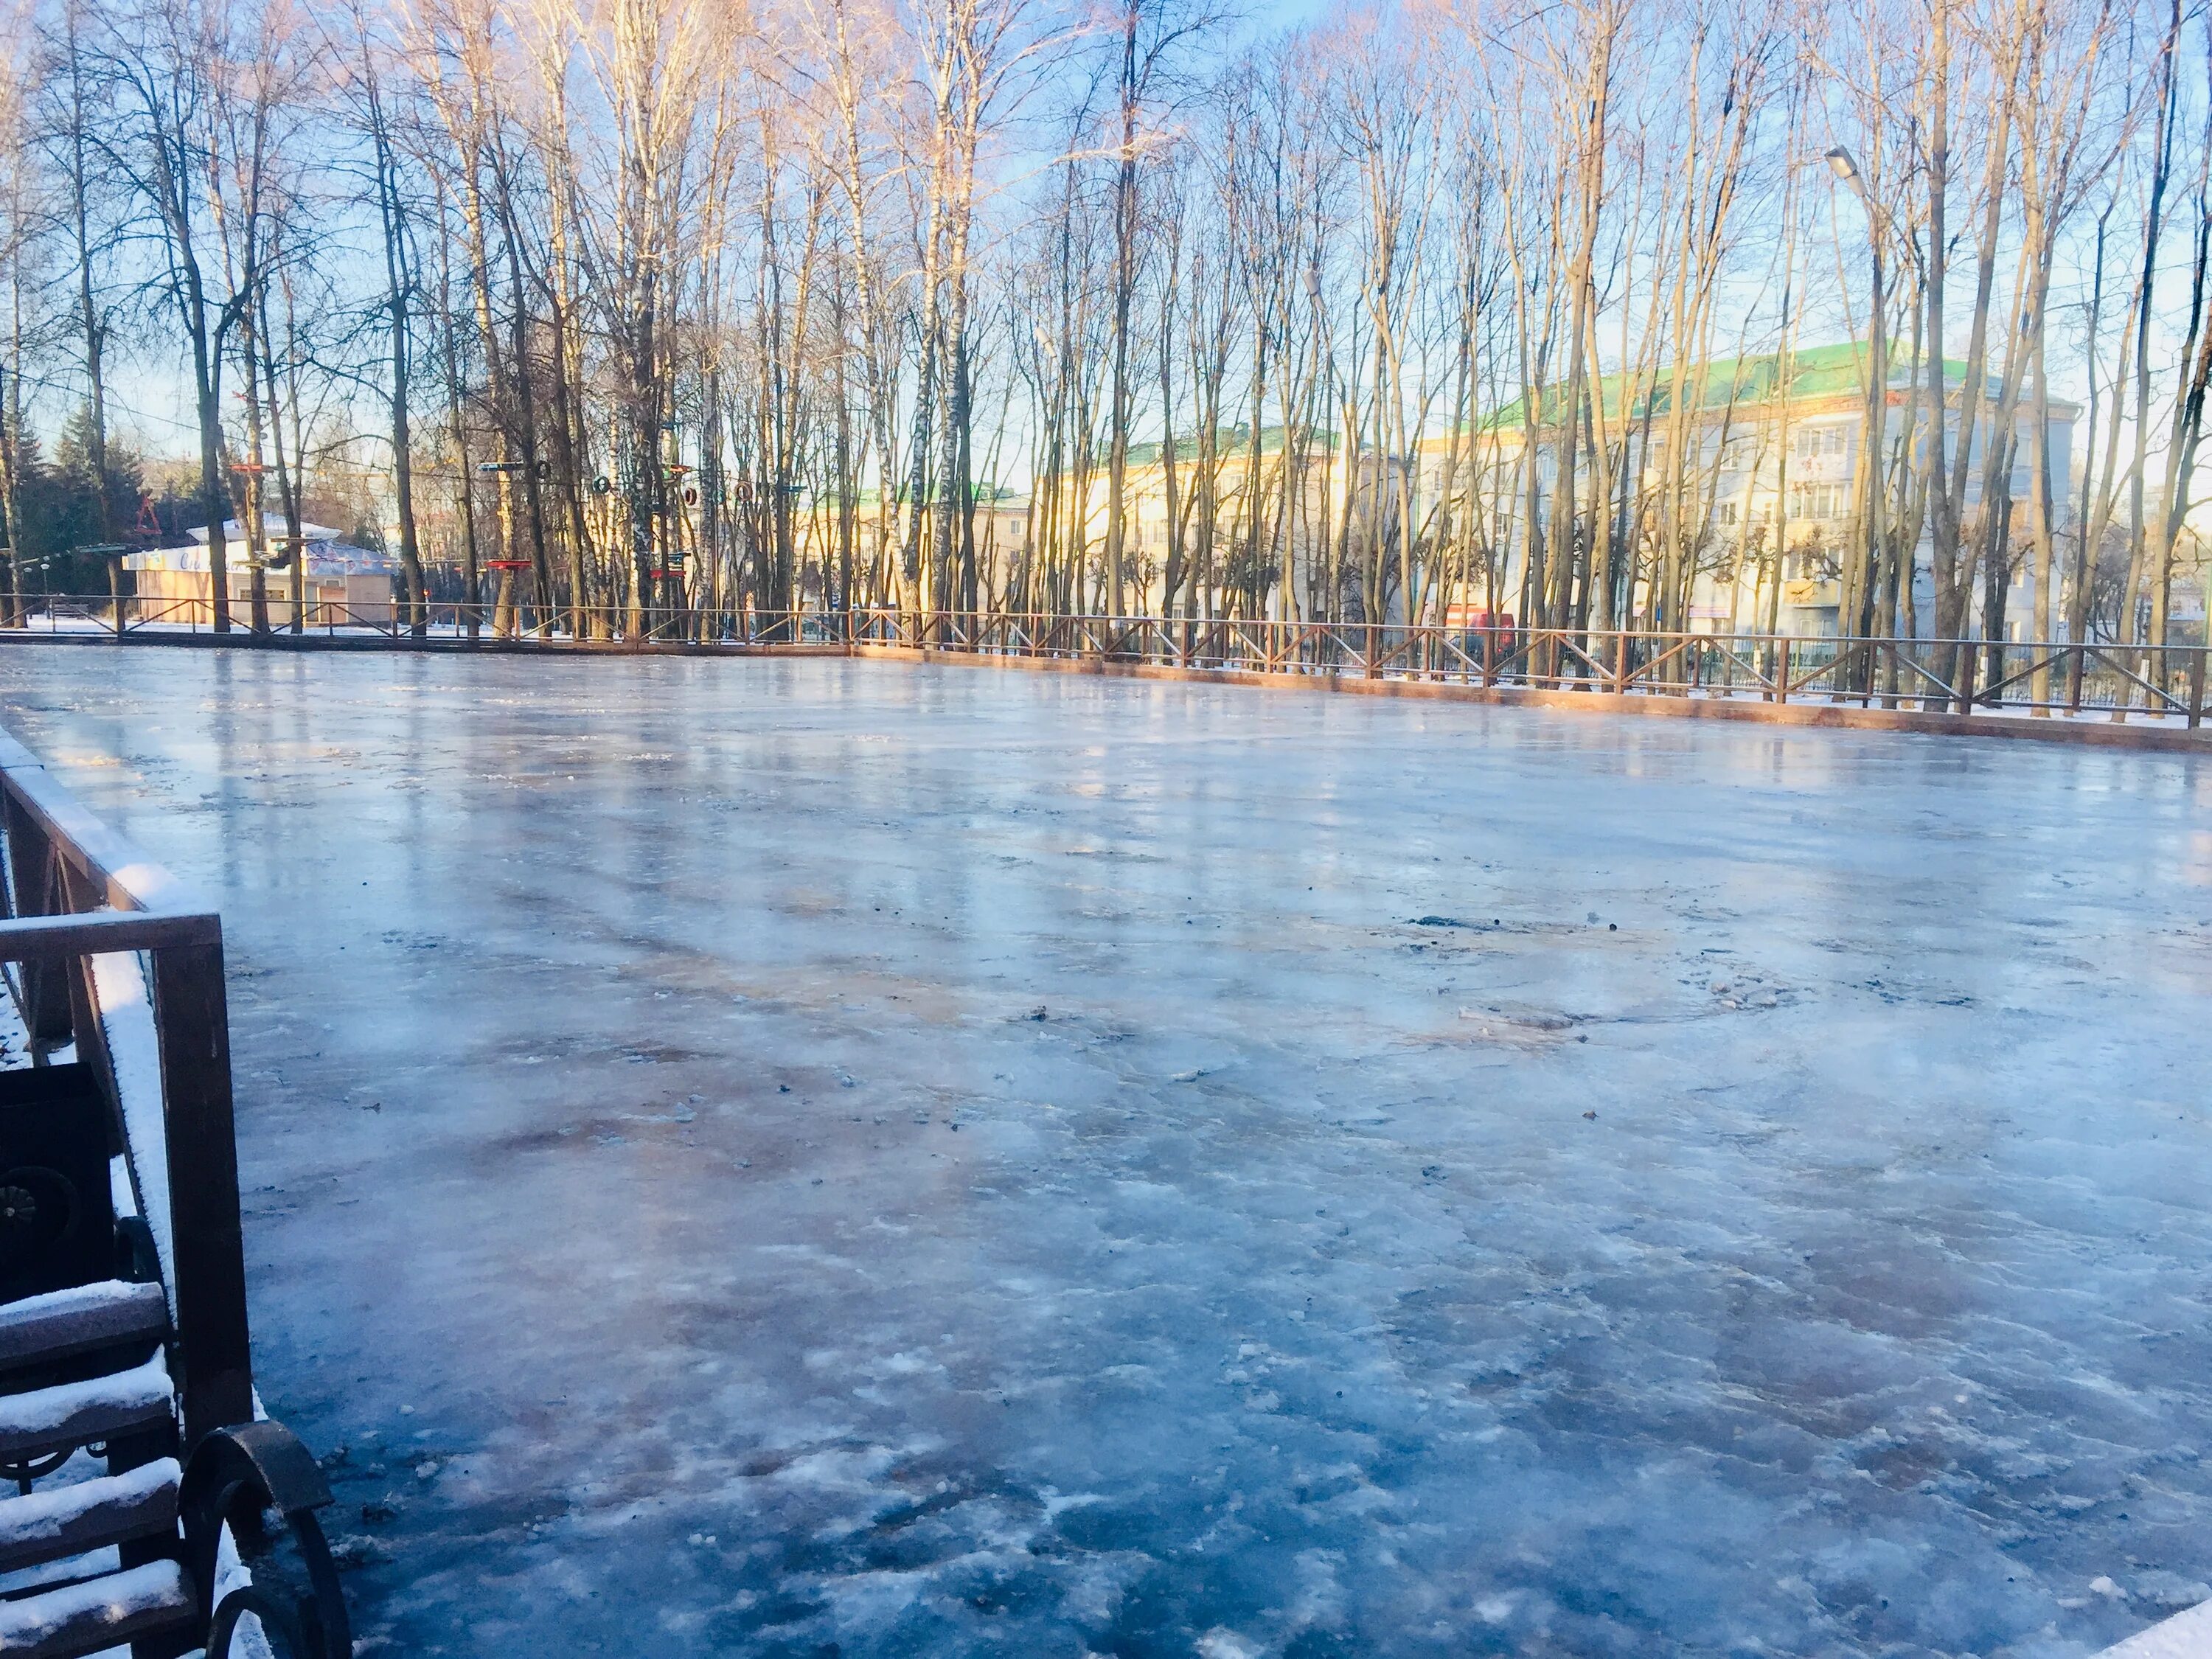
left=1612, top=630, right=1628, bottom=694
left=148, top=939, right=256, bottom=1444
left=1, top=797, right=71, bottom=1052
left=2189, top=650, right=2205, bottom=731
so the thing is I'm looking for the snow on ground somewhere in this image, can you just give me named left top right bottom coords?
left=0, top=646, right=2206, bottom=1658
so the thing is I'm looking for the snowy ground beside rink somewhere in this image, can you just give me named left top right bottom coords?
left=0, top=646, right=2206, bottom=1659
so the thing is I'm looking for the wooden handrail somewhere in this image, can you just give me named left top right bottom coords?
left=0, top=731, right=206, bottom=917
left=0, top=909, right=222, bottom=956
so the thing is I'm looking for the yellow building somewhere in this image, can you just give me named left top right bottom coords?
left=1413, top=341, right=2081, bottom=636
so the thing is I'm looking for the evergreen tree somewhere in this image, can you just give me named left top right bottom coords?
left=26, top=406, right=147, bottom=590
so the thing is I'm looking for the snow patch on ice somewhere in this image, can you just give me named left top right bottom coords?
left=1195, top=1628, right=1262, bottom=1659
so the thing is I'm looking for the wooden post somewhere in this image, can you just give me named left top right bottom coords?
left=1613, top=629, right=1629, bottom=694
left=1, top=796, right=70, bottom=1052
left=148, top=940, right=255, bottom=1442
left=2188, top=650, right=2205, bottom=731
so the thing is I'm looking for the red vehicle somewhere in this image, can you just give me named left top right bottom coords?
left=1441, top=605, right=1517, bottom=660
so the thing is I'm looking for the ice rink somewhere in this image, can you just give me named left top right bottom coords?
left=0, top=645, right=2205, bottom=1658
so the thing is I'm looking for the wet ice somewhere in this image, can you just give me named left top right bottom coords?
left=0, top=647, right=2207, bottom=1658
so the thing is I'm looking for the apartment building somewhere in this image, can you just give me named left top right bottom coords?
left=823, top=343, right=2102, bottom=636
left=884, top=428, right=1368, bottom=614
left=1416, top=341, right=2083, bottom=638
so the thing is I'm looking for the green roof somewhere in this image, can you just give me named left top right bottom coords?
left=1486, top=341, right=1978, bottom=431
left=1114, top=425, right=1341, bottom=468
left=849, top=482, right=1025, bottom=508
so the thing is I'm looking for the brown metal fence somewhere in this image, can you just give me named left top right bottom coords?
left=6, top=596, right=2208, bottom=726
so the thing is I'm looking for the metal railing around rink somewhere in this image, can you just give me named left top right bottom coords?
left=5, top=594, right=2208, bottom=728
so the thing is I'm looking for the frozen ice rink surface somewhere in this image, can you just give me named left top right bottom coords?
left=0, top=647, right=2206, bottom=1659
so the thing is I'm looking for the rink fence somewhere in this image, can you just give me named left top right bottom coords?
left=3, top=596, right=2209, bottom=732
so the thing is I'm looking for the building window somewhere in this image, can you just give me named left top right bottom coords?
left=1794, top=426, right=1846, bottom=462
left=1790, top=482, right=1846, bottom=521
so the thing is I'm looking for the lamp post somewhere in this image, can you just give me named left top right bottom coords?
left=1826, top=146, right=1889, bottom=689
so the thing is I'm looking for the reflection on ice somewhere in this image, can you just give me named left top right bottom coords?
left=1, top=648, right=2207, bottom=1658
